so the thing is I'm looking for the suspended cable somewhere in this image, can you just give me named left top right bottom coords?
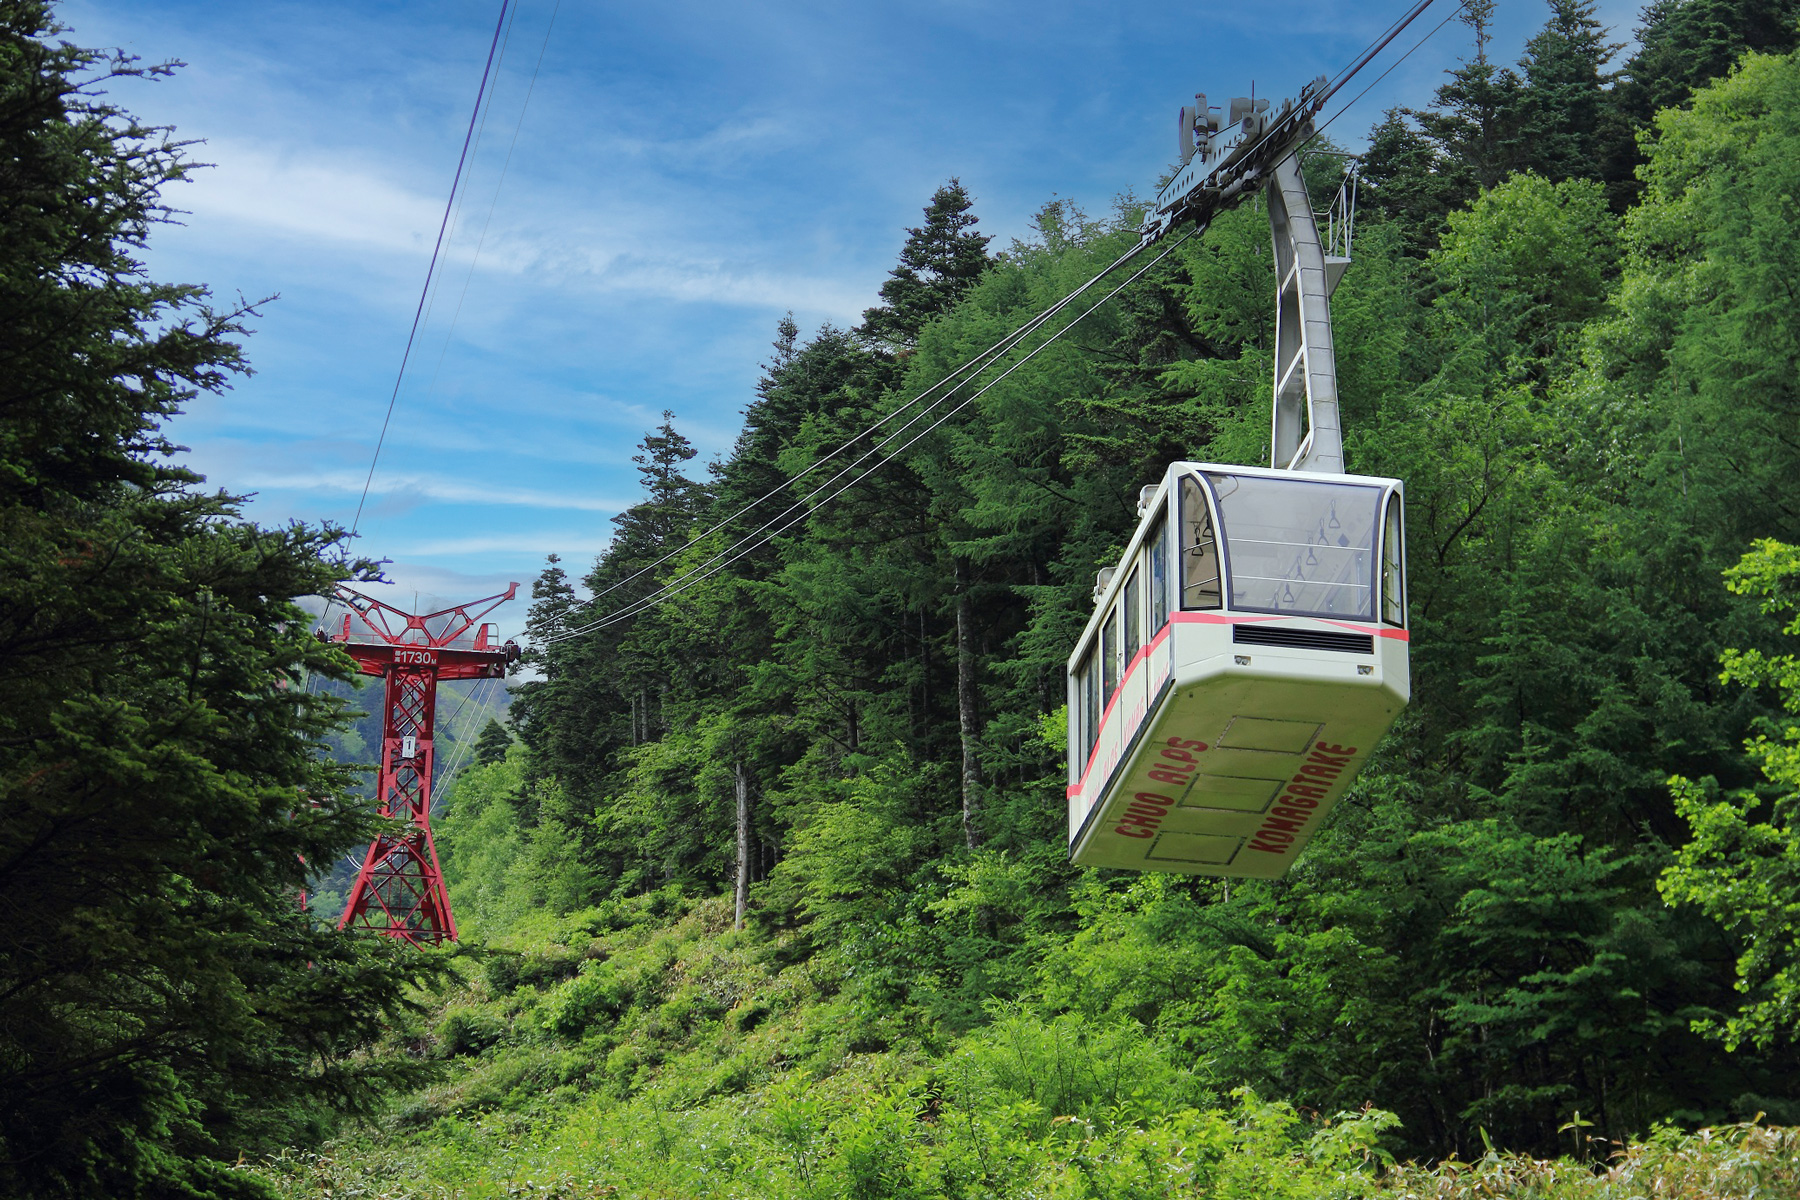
left=1315, top=0, right=1442, bottom=109
left=545, top=238, right=1158, bottom=642
left=433, top=676, right=498, bottom=806
left=1203, top=0, right=1444, bottom=183
left=435, top=675, right=485, bottom=747
left=414, top=0, right=524, bottom=358
left=560, top=0, right=1450, bottom=631
left=1303, top=1, right=1466, bottom=150
left=545, top=227, right=1197, bottom=644
left=429, top=2, right=563, bottom=382
left=309, top=0, right=518, bottom=677
left=419, top=0, right=566, bottom=397
left=572, top=240, right=1149, bottom=617
left=349, top=0, right=513, bottom=539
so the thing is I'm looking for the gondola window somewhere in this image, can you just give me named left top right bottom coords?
left=1381, top=493, right=1405, bottom=627
left=1208, top=473, right=1378, bottom=619
left=1180, top=476, right=1222, bottom=610
left=1123, top=564, right=1142, bottom=664
left=1102, top=607, right=1120, bottom=699
left=1148, top=514, right=1170, bottom=631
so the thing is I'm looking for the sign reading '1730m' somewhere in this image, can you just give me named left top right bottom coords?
left=395, top=649, right=437, bottom=666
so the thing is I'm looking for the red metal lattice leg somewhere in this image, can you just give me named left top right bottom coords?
left=339, top=663, right=457, bottom=945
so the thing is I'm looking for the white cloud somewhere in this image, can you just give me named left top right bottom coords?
left=181, top=141, right=445, bottom=256
left=177, top=136, right=872, bottom=317
left=391, top=533, right=619, bottom=557
left=246, top=467, right=631, bottom=514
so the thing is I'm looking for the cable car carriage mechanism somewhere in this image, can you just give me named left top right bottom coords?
left=1067, top=84, right=1409, bottom=879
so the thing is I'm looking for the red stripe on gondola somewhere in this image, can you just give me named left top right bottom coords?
left=1067, top=613, right=1408, bottom=799
left=1171, top=610, right=1409, bottom=641
left=1068, top=620, right=1175, bottom=798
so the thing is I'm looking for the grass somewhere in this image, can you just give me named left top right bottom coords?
left=240, top=895, right=1800, bottom=1200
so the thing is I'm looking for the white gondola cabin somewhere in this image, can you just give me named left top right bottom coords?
left=1066, top=462, right=1409, bottom=878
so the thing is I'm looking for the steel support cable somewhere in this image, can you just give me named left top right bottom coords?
left=416, top=1, right=522, bottom=348
left=436, top=674, right=484, bottom=745
left=452, top=677, right=502, bottom=780
left=433, top=676, right=496, bottom=808
left=1302, top=1, right=1466, bottom=151
left=308, top=0, right=514, bottom=685
left=1315, top=0, right=1441, bottom=109
left=315, top=13, right=517, bottom=663
left=1280, top=2, right=1463, bottom=233
left=544, top=0, right=1442, bottom=646
left=543, top=238, right=1157, bottom=644
left=1195, top=0, right=1441, bottom=188
left=544, top=228, right=1196, bottom=643
left=420, top=0, right=563, bottom=396
left=350, top=0, right=513, bottom=539
left=562, top=240, right=1149, bottom=622
left=546, top=231, right=1190, bottom=641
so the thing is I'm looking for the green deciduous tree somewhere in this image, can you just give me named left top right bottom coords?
left=413, top=28, right=1800, bottom=1168
left=1664, top=539, right=1800, bottom=1051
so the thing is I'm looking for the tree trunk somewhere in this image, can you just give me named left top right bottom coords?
left=734, top=761, right=751, bottom=930
left=1031, top=557, right=1051, bottom=715
left=919, top=605, right=930, bottom=738
left=955, top=556, right=981, bottom=850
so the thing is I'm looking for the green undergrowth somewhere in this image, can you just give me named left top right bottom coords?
left=243, top=895, right=1799, bottom=1199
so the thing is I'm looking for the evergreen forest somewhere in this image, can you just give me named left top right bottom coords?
left=10, top=0, right=1800, bottom=1196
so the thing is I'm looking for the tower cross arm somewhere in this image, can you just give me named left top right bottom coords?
left=326, top=582, right=520, bottom=649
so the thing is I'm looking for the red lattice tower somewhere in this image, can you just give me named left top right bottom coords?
left=323, top=583, right=519, bottom=946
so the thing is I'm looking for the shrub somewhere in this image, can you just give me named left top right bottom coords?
left=435, top=1007, right=507, bottom=1057
left=545, top=960, right=632, bottom=1038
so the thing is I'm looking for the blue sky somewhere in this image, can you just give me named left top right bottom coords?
left=60, top=0, right=1642, bottom=641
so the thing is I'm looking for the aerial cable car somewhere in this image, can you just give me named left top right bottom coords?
left=1066, top=81, right=1408, bottom=879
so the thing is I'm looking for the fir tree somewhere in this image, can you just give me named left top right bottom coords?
left=1514, top=0, right=1623, bottom=184
left=602, top=411, right=705, bottom=575
left=1360, top=1, right=1525, bottom=252
left=473, top=717, right=513, bottom=767
left=0, top=5, right=442, bottom=1194
left=1623, top=0, right=1800, bottom=118
left=861, top=179, right=993, bottom=349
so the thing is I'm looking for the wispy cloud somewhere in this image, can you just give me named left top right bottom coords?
left=182, top=141, right=445, bottom=255
left=246, top=468, right=631, bottom=514
left=180, top=138, right=873, bottom=317
left=391, top=533, right=620, bottom=557
left=70, top=0, right=1543, bottom=622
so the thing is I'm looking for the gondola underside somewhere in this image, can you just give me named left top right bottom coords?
left=1069, top=620, right=1406, bottom=878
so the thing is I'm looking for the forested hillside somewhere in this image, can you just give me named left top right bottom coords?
left=251, top=1, right=1800, bottom=1191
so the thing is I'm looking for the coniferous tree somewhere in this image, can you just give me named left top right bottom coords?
left=473, top=717, right=513, bottom=767
left=1361, top=1, right=1525, bottom=252
left=1360, top=109, right=1459, bottom=256
left=0, top=6, right=442, bottom=1195
left=1622, top=0, right=1800, bottom=119
left=861, top=178, right=993, bottom=350
left=407, top=28, right=1800, bottom=1168
left=713, top=319, right=869, bottom=558
left=605, top=410, right=705, bottom=572
left=1514, top=0, right=1623, bottom=183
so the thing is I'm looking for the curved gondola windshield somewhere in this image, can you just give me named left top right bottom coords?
left=1179, top=476, right=1222, bottom=610
left=1205, top=473, right=1380, bottom=620
left=1381, top=492, right=1405, bottom=627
